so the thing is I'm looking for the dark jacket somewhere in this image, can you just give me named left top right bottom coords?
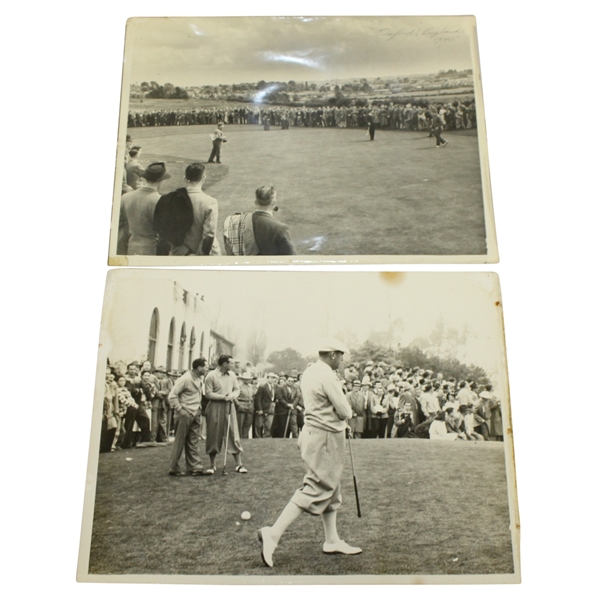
left=252, top=211, right=296, bottom=255
left=255, top=382, right=276, bottom=414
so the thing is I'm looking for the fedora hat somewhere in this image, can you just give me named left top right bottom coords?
left=141, top=162, right=171, bottom=183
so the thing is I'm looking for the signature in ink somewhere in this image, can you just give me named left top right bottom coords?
left=378, top=27, right=464, bottom=44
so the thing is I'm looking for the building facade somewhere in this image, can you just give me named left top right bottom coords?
left=105, top=277, right=215, bottom=372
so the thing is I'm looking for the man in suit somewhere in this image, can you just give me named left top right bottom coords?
left=285, top=374, right=303, bottom=438
left=168, top=163, right=221, bottom=256
left=118, top=162, right=171, bottom=255
left=346, top=379, right=366, bottom=438
left=253, top=372, right=277, bottom=438
left=271, top=374, right=292, bottom=438
left=252, top=186, right=295, bottom=255
left=360, top=381, right=376, bottom=438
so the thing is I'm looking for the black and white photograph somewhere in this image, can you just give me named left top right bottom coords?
left=78, top=270, right=518, bottom=583
left=109, top=16, right=498, bottom=265
left=3, top=2, right=599, bottom=598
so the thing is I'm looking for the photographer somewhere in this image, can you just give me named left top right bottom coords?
left=392, top=402, right=414, bottom=438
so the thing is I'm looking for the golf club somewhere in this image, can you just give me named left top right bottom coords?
left=284, top=407, right=291, bottom=438
left=222, top=401, right=232, bottom=476
left=347, top=427, right=362, bottom=518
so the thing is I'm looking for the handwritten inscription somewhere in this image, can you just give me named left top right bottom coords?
left=378, top=27, right=465, bottom=44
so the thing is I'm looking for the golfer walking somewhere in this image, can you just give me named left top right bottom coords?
left=207, top=122, right=226, bottom=164
left=258, top=338, right=362, bottom=567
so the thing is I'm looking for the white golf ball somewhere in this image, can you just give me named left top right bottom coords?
left=241, top=511, right=251, bottom=520
left=236, top=522, right=240, bottom=526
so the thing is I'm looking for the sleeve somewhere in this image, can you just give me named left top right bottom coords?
left=291, top=388, right=301, bottom=409
left=230, top=374, right=240, bottom=400
left=429, top=421, right=443, bottom=439
left=117, top=201, right=130, bottom=255
left=254, top=386, right=264, bottom=412
left=323, top=373, right=352, bottom=421
left=204, top=372, right=222, bottom=400
left=200, top=203, right=217, bottom=255
left=167, top=377, right=186, bottom=411
left=276, top=225, right=296, bottom=255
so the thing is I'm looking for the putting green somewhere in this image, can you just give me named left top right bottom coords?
left=128, top=125, right=487, bottom=255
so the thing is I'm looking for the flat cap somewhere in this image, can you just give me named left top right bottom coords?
left=318, top=337, right=349, bottom=353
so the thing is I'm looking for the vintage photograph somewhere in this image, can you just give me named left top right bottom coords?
left=78, top=270, right=519, bottom=583
left=108, top=16, right=498, bottom=265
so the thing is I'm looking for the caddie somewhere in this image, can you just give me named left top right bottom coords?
left=258, top=338, right=362, bottom=567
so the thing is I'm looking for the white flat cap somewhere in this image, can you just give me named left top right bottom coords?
left=318, top=337, right=349, bottom=353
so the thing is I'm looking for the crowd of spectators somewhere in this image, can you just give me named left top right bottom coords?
left=127, top=100, right=477, bottom=132
left=119, top=98, right=474, bottom=258
left=100, top=356, right=502, bottom=453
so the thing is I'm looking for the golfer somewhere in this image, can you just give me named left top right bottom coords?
left=207, top=122, right=226, bottom=164
left=258, top=338, right=362, bottom=567
left=204, top=355, right=247, bottom=474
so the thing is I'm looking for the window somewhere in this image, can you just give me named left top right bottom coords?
left=188, top=327, right=196, bottom=370
left=178, top=322, right=187, bottom=371
left=148, top=308, right=159, bottom=366
left=166, top=317, right=176, bottom=371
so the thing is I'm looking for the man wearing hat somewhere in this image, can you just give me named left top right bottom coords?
left=271, top=373, right=292, bottom=438
left=258, top=338, right=362, bottom=568
left=360, top=381, right=376, bottom=438
left=153, top=366, right=171, bottom=444
left=118, top=162, right=171, bottom=255
left=253, top=372, right=278, bottom=438
left=285, top=374, right=303, bottom=438
left=235, top=371, right=255, bottom=439
left=346, top=379, right=366, bottom=438
left=207, top=122, right=226, bottom=164
left=119, top=362, right=152, bottom=449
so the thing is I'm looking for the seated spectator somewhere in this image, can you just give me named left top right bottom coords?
left=429, top=411, right=460, bottom=441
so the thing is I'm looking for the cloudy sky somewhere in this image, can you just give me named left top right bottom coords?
left=127, top=16, right=475, bottom=87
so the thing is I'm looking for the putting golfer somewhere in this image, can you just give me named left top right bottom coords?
left=258, top=338, right=362, bottom=567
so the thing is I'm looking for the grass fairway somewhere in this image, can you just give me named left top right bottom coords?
left=89, top=439, right=514, bottom=577
left=128, top=125, right=487, bottom=255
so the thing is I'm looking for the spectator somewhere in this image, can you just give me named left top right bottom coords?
left=119, top=162, right=171, bottom=255
left=169, top=163, right=221, bottom=256
left=235, top=371, right=255, bottom=439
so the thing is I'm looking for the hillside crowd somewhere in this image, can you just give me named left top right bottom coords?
left=100, top=356, right=503, bottom=453
left=127, top=100, right=477, bottom=132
